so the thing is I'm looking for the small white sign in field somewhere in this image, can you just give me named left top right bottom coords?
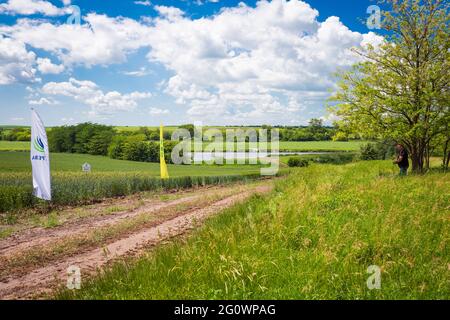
left=82, top=163, right=91, bottom=173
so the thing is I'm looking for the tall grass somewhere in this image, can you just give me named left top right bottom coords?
left=59, top=161, right=449, bottom=299
left=0, top=172, right=263, bottom=213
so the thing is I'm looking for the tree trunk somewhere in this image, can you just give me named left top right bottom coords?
left=410, top=141, right=425, bottom=173
left=443, top=139, right=449, bottom=172
left=444, top=151, right=450, bottom=172
left=411, top=154, right=424, bottom=173
left=425, top=144, right=431, bottom=171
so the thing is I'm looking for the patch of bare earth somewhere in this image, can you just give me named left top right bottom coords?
left=0, top=186, right=228, bottom=257
left=0, top=182, right=272, bottom=299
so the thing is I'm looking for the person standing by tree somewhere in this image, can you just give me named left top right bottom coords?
left=394, top=143, right=409, bottom=176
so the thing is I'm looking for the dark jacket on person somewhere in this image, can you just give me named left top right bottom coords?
left=398, top=149, right=409, bottom=168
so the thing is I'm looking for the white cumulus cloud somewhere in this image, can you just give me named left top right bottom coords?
left=0, top=0, right=68, bottom=16
left=28, top=97, right=59, bottom=105
left=144, top=0, right=382, bottom=124
left=42, top=78, right=152, bottom=116
left=0, top=0, right=383, bottom=124
left=0, top=34, right=38, bottom=85
left=0, top=14, right=152, bottom=67
left=36, top=57, right=64, bottom=74
left=154, top=6, right=184, bottom=21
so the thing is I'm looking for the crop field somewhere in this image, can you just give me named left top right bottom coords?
left=0, top=140, right=365, bottom=153
left=197, top=140, right=366, bottom=152
left=0, top=151, right=265, bottom=174
left=278, top=140, right=366, bottom=151
left=58, top=161, right=449, bottom=300
left=0, top=141, right=29, bottom=151
left=196, top=140, right=368, bottom=152
left=0, top=151, right=274, bottom=212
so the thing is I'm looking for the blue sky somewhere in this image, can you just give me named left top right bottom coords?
left=0, top=0, right=384, bottom=126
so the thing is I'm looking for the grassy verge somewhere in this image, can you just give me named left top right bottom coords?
left=58, top=161, right=449, bottom=299
left=280, top=153, right=358, bottom=166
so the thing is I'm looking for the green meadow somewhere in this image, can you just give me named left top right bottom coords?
left=58, top=161, right=449, bottom=299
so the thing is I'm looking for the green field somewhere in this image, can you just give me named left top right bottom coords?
left=0, top=140, right=366, bottom=153
left=0, top=151, right=272, bottom=212
left=196, top=140, right=366, bottom=152
left=0, top=151, right=263, bottom=175
left=278, top=140, right=366, bottom=151
left=59, top=161, right=449, bottom=299
left=0, top=141, right=29, bottom=151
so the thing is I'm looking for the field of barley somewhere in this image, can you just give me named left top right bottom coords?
left=0, top=151, right=272, bottom=213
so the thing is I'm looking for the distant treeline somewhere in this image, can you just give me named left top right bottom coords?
left=0, top=119, right=360, bottom=144
left=41, top=121, right=349, bottom=164
left=0, top=127, right=31, bottom=141
left=0, top=120, right=364, bottom=164
left=279, top=119, right=335, bottom=141
left=186, top=120, right=344, bottom=141
left=48, top=123, right=176, bottom=163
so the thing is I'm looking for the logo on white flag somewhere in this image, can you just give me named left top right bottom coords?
left=33, top=136, right=45, bottom=153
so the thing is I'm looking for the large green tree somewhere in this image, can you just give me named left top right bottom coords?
left=330, top=0, right=449, bottom=172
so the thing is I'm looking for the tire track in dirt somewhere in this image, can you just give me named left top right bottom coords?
left=0, top=185, right=244, bottom=256
left=0, top=184, right=272, bottom=299
left=0, top=195, right=198, bottom=256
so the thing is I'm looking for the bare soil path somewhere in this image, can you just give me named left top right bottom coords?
left=0, top=181, right=273, bottom=299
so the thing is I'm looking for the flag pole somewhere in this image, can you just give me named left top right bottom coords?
left=160, top=124, right=169, bottom=179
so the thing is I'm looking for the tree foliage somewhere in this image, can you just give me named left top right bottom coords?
left=48, top=123, right=114, bottom=155
left=0, top=127, right=31, bottom=141
left=330, top=0, right=449, bottom=172
left=48, top=123, right=178, bottom=163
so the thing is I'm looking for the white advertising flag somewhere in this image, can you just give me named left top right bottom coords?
left=30, top=108, right=52, bottom=201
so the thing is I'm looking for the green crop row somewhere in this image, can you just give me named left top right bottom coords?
left=0, top=172, right=264, bottom=213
